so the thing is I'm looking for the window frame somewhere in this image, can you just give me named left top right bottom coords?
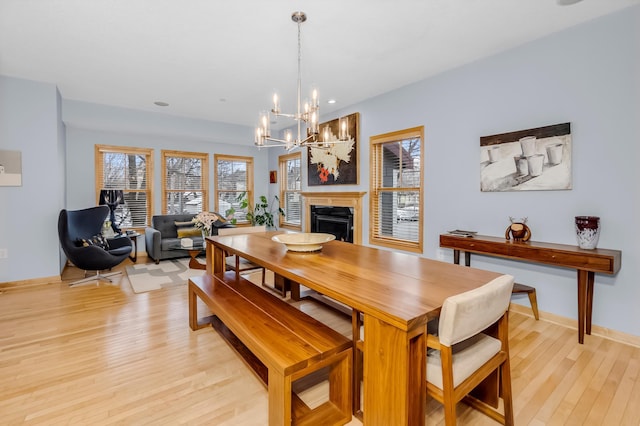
left=278, top=151, right=302, bottom=230
left=369, top=126, right=424, bottom=253
left=94, top=144, right=154, bottom=231
left=161, top=150, right=209, bottom=215
left=214, top=154, right=254, bottom=224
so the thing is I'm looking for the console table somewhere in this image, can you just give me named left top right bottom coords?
left=439, top=234, right=622, bottom=344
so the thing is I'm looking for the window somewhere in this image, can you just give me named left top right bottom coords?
left=279, top=152, right=302, bottom=229
left=214, top=154, right=254, bottom=223
left=95, top=145, right=154, bottom=230
left=369, top=126, right=424, bottom=253
left=161, top=150, right=208, bottom=215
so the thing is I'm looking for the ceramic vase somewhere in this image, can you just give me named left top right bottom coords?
left=575, top=216, right=600, bottom=249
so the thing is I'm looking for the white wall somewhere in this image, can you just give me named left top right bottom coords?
left=0, top=76, right=65, bottom=282
left=271, top=6, right=639, bottom=336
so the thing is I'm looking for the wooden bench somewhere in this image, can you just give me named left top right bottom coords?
left=189, top=272, right=352, bottom=426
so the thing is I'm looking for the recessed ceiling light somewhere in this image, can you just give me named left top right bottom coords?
left=557, top=0, right=583, bottom=5
left=154, top=101, right=169, bottom=107
left=327, top=99, right=337, bottom=104
left=219, top=98, right=227, bottom=102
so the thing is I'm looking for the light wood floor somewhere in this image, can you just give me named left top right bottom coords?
left=1, top=259, right=639, bottom=425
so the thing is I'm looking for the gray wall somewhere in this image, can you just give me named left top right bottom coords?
left=271, top=6, right=639, bottom=337
left=63, top=101, right=269, bottom=255
left=0, top=6, right=637, bottom=337
left=0, top=76, right=65, bottom=282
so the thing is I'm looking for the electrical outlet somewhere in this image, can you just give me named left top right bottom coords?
left=436, top=249, right=445, bottom=261
left=0, top=249, right=7, bottom=259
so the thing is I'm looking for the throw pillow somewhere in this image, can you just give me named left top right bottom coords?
left=177, top=227, right=201, bottom=238
left=77, top=234, right=110, bottom=250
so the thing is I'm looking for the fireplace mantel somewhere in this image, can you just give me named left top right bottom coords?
left=301, top=192, right=366, bottom=245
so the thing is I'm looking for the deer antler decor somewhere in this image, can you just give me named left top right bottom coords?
left=506, top=217, right=531, bottom=241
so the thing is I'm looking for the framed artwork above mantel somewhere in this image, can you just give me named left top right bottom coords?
left=307, top=112, right=359, bottom=186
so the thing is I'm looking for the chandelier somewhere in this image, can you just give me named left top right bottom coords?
left=254, top=11, right=350, bottom=150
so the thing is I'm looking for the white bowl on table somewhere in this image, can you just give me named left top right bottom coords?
left=271, top=233, right=336, bottom=252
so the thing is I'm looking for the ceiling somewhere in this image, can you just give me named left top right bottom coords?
left=1, top=0, right=637, bottom=130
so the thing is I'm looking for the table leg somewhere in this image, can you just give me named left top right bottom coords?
left=273, top=273, right=293, bottom=298
left=577, top=270, right=590, bottom=344
left=187, top=250, right=206, bottom=270
left=128, top=236, right=138, bottom=262
left=363, top=315, right=426, bottom=425
left=208, top=244, right=226, bottom=275
left=586, top=271, right=595, bottom=335
left=452, top=249, right=471, bottom=267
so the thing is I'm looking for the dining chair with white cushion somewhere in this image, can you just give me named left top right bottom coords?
left=426, top=274, right=515, bottom=426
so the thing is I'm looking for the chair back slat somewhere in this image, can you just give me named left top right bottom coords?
left=438, top=274, right=514, bottom=346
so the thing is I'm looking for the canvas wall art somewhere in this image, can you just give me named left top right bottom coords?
left=307, top=112, right=359, bottom=186
left=0, top=149, right=22, bottom=187
left=480, top=123, right=572, bottom=192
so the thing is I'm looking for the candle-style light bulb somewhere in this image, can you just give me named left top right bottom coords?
left=259, top=111, right=270, bottom=138
left=255, top=127, right=264, bottom=145
left=285, top=130, right=294, bottom=150
left=310, top=111, right=318, bottom=134
left=272, top=93, right=279, bottom=114
left=339, top=117, right=348, bottom=140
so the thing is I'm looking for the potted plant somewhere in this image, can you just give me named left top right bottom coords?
left=230, top=192, right=284, bottom=229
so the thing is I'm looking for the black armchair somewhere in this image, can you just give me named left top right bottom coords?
left=58, top=206, right=133, bottom=286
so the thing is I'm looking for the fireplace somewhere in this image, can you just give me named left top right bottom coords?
left=310, top=206, right=354, bottom=243
left=301, top=192, right=366, bottom=245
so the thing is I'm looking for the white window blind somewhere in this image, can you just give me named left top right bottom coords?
left=162, top=150, right=208, bottom=215
left=95, top=145, right=153, bottom=229
left=279, top=152, right=302, bottom=228
left=370, top=127, right=424, bottom=253
left=215, top=154, right=253, bottom=222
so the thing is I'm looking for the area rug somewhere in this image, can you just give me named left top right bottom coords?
left=126, top=258, right=204, bottom=294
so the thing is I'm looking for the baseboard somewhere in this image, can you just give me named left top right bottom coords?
left=0, top=275, right=62, bottom=290
left=509, top=303, right=640, bottom=348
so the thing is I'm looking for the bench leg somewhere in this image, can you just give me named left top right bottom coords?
left=329, top=349, right=353, bottom=421
left=352, top=309, right=363, bottom=418
left=528, top=290, right=540, bottom=320
left=189, top=279, right=211, bottom=330
left=188, top=280, right=198, bottom=331
left=512, top=283, right=540, bottom=321
left=268, top=370, right=292, bottom=426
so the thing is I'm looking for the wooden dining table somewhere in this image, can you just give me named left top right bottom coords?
left=205, top=232, right=504, bottom=425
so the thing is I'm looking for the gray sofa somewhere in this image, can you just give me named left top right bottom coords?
left=144, top=213, right=232, bottom=264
